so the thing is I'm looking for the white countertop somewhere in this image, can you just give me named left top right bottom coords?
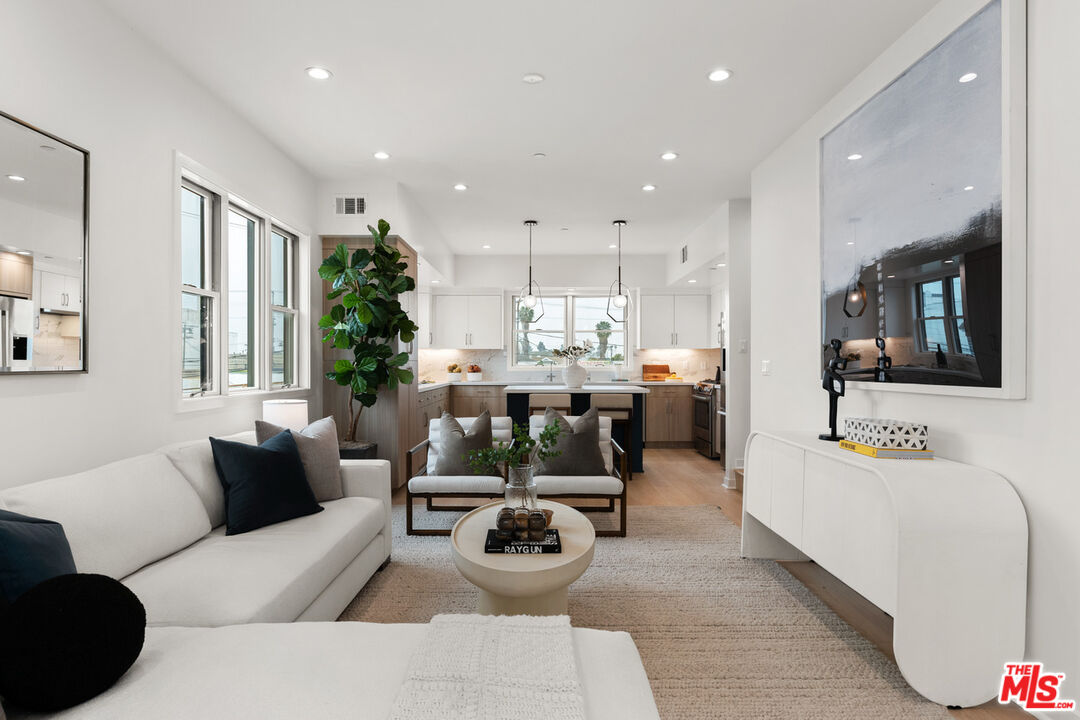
left=504, top=384, right=649, bottom=394
left=418, top=379, right=700, bottom=392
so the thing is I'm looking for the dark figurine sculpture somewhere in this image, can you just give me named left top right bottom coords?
left=935, top=343, right=948, bottom=369
left=874, top=336, right=892, bottom=383
left=820, top=338, right=848, bottom=441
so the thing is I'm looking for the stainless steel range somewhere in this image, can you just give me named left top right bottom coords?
left=691, top=380, right=725, bottom=463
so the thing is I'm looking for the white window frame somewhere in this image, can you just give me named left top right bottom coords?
left=179, top=179, right=220, bottom=397
left=226, top=203, right=262, bottom=391
left=269, top=226, right=298, bottom=389
left=509, top=294, right=629, bottom=369
left=174, top=154, right=311, bottom=411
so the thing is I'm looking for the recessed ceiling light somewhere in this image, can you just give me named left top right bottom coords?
left=887, top=274, right=896, bottom=278
left=431, top=279, right=440, bottom=284
left=707, top=68, right=732, bottom=83
left=959, top=72, right=978, bottom=83
left=522, top=73, right=545, bottom=84
left=964, top=185, right=975, bottom=191
left=660, top=151, right=678, bottom=161
left=944, top=259, right=955, bottom=264
left=481, top=244, right=491, bottom=249
left=15, top=250, right=31, bottom=256
left=306, top=67, right=332, bottom=80
left=6, top=174, right=25, bottom=182
left=453, top=183, right=468, bottom=191
left=715, top=263, right=727, bottom=268
left=532, top=152, right=546, bottom=159
left=688, top=279, right=697, bottom=283
left=642, top=184, right=656, bottom=192
left=609, top=244, right=617, bottom=249
left=846, top=241, right=855, bottom=246
left=373, top=151, right=390, bottom=160
left=847, top=153, right=863, bottom=161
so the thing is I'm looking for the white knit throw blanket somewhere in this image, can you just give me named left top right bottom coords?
left=389, top=614, right=586, bottom=720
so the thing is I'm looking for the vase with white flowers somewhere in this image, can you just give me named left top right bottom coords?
left=552, top=340, right=593, bottom=388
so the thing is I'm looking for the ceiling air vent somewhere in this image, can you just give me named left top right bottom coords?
left=681, top=245, right=688, bottom=264
left=334, top=196, right=366, bottom=216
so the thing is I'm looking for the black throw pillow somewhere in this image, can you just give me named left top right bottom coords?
left=0, top=508, right=77, bottom=613
left=0, top=573, right=145, bottom=711
left=210, top=430, right=323, bottom=535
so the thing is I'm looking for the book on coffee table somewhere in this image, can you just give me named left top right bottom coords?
left=484, top=529, right=562, bottom=554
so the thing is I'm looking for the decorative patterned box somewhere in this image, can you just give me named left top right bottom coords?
left=844, top=417, right=929, bottom=450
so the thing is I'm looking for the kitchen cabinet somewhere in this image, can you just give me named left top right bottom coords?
left=430, top=294, right=503, bottom=349
left=450, top=385, right=506, bottom=418
left=638, top=294, right=709, bottom=349
left=414, top=386, right=451, bottom=445
left=417, top=291, right=432, bottom=348
left=39, top=271, right=81, bottom=313
left=0, top=252, right=33, bottom=299
left=644, top=385, right=693, bottom=445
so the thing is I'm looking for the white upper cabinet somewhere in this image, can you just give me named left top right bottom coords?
left=430, top=294, right=503, bottom=349
left=416, top=290, right=432, bottom=348
left=639, top=294, right=709, bottom=349
left=39, top=271, right=81, bottom=312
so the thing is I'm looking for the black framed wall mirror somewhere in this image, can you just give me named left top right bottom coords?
left=0, top=111, right=88, bottom=374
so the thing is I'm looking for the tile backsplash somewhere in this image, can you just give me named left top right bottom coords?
left=418, top=347, right=726, bottom=383
left=33, top=314, right=81, bottom=369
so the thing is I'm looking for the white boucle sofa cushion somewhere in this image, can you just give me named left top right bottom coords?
left=408, top=475, right=505, bottom=495
left=160, top=431, right=255, bottom=528
left=0, top=454, right=212, bottom=580
left=123, top=496, right=383, bottom=627
left=5, top=623, right=661, bottom=720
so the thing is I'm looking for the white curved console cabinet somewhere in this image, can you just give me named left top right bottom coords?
left=741, top=431, right=1027, bottom=707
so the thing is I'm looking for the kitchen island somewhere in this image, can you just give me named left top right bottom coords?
left=504, top=385, right=649, bottom=473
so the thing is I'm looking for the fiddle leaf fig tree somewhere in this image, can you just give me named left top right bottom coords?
left=318, top=219, right=417, bottom=442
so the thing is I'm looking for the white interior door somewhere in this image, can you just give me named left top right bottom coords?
left=639, top=295, right=674, bottom=349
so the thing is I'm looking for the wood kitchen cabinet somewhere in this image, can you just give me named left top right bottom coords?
left=450, top=385, right=506, bottom=418
left=0, top=252, right=33, bottom=299
left=430, top=294, right=503, bottom=349
left=638, top=294, right=709, bottom=349
left=414, top=386, right=451, bottom=445
left=644, top=385, right=693, bottom=446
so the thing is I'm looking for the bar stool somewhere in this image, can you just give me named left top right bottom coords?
left=590, top=393, right=634, bottom=480
left=529, top=393, right=571, bottom=416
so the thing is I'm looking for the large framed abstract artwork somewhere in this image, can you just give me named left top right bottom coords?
left=820, top=0, right=1026, bottom=398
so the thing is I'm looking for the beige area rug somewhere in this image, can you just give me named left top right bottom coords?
left=340, top=505, right=950, bottom=719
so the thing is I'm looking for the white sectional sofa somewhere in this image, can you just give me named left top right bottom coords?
left=0, top=431, right=392, bottom=626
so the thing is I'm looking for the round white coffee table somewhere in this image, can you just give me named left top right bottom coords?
left=450, top=500, right=596, bottom=616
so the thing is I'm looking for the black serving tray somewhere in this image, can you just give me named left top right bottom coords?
left=484, top=528, right=562, bottom=554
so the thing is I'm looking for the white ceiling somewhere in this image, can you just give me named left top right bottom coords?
left=100, top=0, right=936, bottom=255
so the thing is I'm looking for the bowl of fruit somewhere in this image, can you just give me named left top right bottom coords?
left=447, top=363, right=463, bottom=382
left=466, top=364, right=483, bottom=382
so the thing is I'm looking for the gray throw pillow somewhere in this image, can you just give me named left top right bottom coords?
left=434, top=411, right=494, bottom=476
left=536, top=407, right=608, bottom=476
left=255, top=416, right=343, bottom=502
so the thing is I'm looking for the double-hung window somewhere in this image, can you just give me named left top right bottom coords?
left=270, top=227, right=298, bottom=388
left=511, top=295, right=628, bottom=367
left=180, top=180, right=218, bottom=396
left=914, top=275, right=973, bottom=355
left=179, top=173, right=303, bottom=399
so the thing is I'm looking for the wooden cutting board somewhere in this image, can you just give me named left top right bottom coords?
left=642, top=364, right=671, bottom=382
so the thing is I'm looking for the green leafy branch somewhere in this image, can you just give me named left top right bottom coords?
left=467, top=421, right=562, bottom=473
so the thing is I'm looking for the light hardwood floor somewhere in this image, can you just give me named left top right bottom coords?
left=393, top=447, right=1028, bottom=718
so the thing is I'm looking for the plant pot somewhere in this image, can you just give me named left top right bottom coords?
left=563, top=358, right=586, bottom=388
left=505, top=465, right=538, bottom=511
left=447, top=371, right=462, bottom=382
left=466, top=372, right=483, bottom=382
left=339, top=440, right=377, bottom=460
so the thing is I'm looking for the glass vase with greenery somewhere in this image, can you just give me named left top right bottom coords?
left=318, top=219, right=417, bottom=443
left=469, top=421, right=562, bottom=510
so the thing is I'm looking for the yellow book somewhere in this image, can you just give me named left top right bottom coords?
left=838, top=439, right=934, bottom=459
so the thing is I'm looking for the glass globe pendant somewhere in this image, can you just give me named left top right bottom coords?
left=607, top=220, right=632, bottom=322
left=518, top=220, right=544, bottom=322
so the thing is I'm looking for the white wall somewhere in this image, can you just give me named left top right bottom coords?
left=724, top=200, right=751, bottom=486
left=451, top=253, right=667, bottom=290
left=0, top=0, right=318, bottom=487
left=666, top=203, right=730, bottom=286
left=749, top=0, right=1080, bottom=704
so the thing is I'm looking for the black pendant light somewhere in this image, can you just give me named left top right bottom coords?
left=518, top=220, right=544, bottom=323
left=607, top=220, right=631, bottom=322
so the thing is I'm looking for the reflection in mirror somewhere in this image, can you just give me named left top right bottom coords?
left=820, top=0, right=1003, bottom=389
left=0, top=111, right=88, bottom=373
